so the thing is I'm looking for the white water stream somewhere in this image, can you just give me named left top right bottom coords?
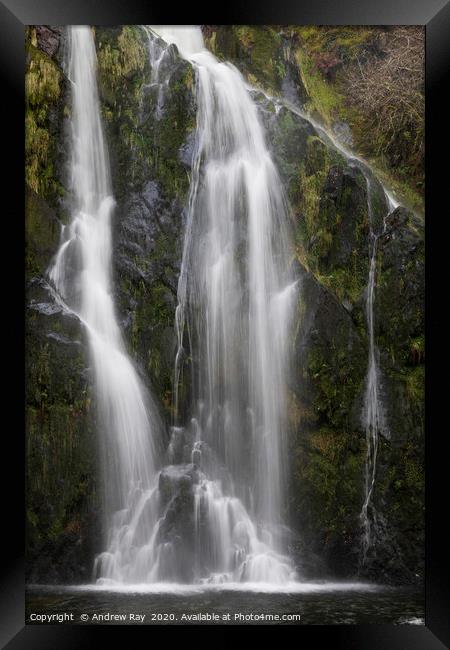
left=359, top=183, right=396, bottom=564
left=48, top=26, right=162, bottom=582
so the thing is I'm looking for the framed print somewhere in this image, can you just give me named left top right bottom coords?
left=0, top=0, right=448, bottom=646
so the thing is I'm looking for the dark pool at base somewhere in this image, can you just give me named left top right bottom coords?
left=26, top=585, right=424, bottom=625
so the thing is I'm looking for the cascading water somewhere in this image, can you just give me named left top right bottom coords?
left=149, top=26, right=298, bottom=583
left=48, top=26, right=162, bottom=583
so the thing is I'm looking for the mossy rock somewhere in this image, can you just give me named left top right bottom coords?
left=95, top=27, right=197, bottom=423
left=25, top=29, right=69, bottom=203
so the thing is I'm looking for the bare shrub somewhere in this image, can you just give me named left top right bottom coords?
left=343, top=27, right=424, bottom=184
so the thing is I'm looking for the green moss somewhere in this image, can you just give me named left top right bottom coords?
left=25, top=37, right=68, bottom=279
left=25, top=45, right=61, bottom=105
left=119, top=257, right=178, bottom=421
left=26, top=321, right=97, bottom=572
left=209, top=26, right=285, bottom=94
left=25, top=42, right=64, bottom=198
left=289, top=136, right=331, bottom=266
left=97, top=26, right=194, bottom=202
left=375, top=438, right=424, bottom=576
left=402, top=365, right=425, bottom=404
left=97, top=26, right=146, bottom=91
left=410, top=335, right=425, bottom=364
left=26, top=399, right=96, bottom=554
left=317, top=260, right=363, bottom=305
left=296, top=48, right=344, bottom=127
left=25, top=112, right=51, bottom=195
left=376, top=229, right=424, bottom=371
left=295, top=154, right=369, bottom=308
left=307, top=343, right=364, bottom=431
left=304, top=135, right=329, bottom=174
left=404, top=451, right=423, bottom=491
left=241, top=26, right=283, bottom=88
left=369, top=161, right=424, bottom=217
left=151, top=63, right=194, bottom=200
left=25, top=185, right=70, bottom=289
left=298, top=170, right=327, bottom=256
left=292, top=26, right=373, bottom=54
left=291, top=424, right=364, bottom=548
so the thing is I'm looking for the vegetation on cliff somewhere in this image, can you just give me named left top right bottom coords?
left=203, top=25, right=424, bottom=215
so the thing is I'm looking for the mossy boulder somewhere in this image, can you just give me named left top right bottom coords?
left=156, top=465, right=197, bottom=581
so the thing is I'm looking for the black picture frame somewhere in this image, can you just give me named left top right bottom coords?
left=1, top=0, right=448, bottom=646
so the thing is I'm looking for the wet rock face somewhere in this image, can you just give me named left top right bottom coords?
left=157, top=464, right=197, bottom=582
left=287, top=262, right=367, bottom=576
left=94, top=26, right=196, bottom=421
left=26, top=270, right=99, bottom=585
left=287, top=214, right=423, bottom=584
left=366, top=207, right=424, bottom=584
left=113, top=181, right=182, bottom=397
left=115, top=181, right=182, bottom=295
left=321, top=164, right=368, bottom=268
left=35, top=26, right=62, bottom=58
left=376, top=207, right=425, bottom=444
left=280, top=36, right=309, bottom=108
left=159, top=464, right=197, bottom=502
left=286, top=204, right=423, bottom=583
left=262, top=104, right=315, bottom=180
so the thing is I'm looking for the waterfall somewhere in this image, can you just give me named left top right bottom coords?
left=48, top=27, right=162, bottom=584
left=47, top=26, right=401, bottom=585
left=150, top=26, right=298, bottom=583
